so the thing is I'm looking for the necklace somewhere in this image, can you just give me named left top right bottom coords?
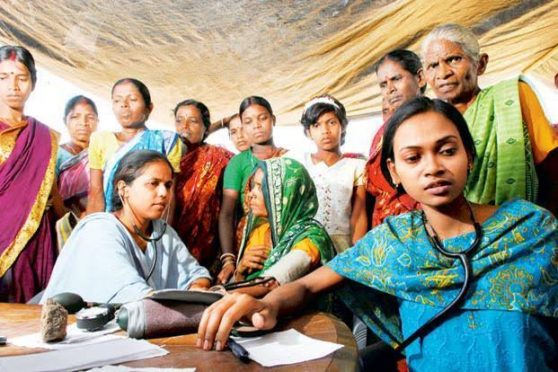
left=395, top=201, right=482, bottom=352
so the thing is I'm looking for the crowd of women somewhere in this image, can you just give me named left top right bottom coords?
left=1, top=23, right=557, bottom=371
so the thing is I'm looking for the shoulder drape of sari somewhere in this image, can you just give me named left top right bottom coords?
left=328, top=198, right=558, bottom=347
left=103, top=129, right=179, bottom=211
left=464, top=77, right=538, bottom=205
left=173, top=144, right=233, bottom=269
left=58, top=147, right=90, bottom=215
left=237, top=158, right=335, bottom=280
left=0, top=118, right=58, bottom=302
left=366, top=122, right=419, bottom=227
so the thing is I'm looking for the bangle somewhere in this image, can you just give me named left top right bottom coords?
left=222, top=260, right=235, bottom=268
left=222, top=257, right=235, bottom=266
left=220, top=253, right=236, bottom=262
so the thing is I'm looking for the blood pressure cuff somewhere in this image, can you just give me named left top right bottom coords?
left=117, top=290, right=223, bottom=339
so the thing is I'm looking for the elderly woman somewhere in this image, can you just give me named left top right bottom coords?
left=231, top=157, right=335, bottom=298
left=42, top=150, right=211, bottom=304
left=421, top=23, right=558, bottom=215
left=172, top=99, right=233, bottom=274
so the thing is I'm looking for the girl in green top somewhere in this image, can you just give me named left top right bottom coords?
left=217, top=96, right=288, bottom=284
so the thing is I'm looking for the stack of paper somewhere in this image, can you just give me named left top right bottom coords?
left=0, top=338, right=168, bottom=372
left=233, top=328, right=343, bottom=367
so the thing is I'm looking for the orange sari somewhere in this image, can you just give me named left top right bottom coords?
left=366, top=123, right=418, bottom=228
left=174, top=144, right=233, bottom=271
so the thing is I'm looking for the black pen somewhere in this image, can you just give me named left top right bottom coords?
left=0, top=336, right=7, bottom=346
left=228, top=337, right=250, bottom=363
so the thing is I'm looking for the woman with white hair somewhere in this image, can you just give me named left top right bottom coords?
left=421, top=23, right=558, bottom=215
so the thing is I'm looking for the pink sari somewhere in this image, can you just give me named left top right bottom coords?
left=58, top=146, right=90, bottom=215
left=0, top=118, right=57, bottom=302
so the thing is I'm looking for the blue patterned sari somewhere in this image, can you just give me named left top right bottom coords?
left=103, top=129, right=178, bottom=211
left=328, top=199, right=558, bottom=371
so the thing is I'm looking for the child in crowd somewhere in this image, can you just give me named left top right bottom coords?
left=291, top=95, right=367, bottom=253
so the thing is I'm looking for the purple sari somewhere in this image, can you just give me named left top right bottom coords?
left=0, top=118, right=57, bottom=302
left=58, top=147, right=90, bottom=215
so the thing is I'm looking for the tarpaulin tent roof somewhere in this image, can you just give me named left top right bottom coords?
left=1, top=0, right=556, bottom=126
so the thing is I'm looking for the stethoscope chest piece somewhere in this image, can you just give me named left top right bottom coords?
left=76, top=304, right=115, bottom=331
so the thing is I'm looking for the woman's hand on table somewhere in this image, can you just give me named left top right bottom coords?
left=196, top=292, right=277, bottom=351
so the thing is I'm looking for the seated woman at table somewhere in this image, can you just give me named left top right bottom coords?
left=218, top=96, right=289, bottom=284
left=197, top=97, right=558, bottom=371
left=230, top=157, right=335, bottom=298
left=42, top=150, right=211, bottom=304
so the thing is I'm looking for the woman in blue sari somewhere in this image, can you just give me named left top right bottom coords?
left=197, top=97, right=558, bottom=371
left=87, top=78, right=181, bottom=213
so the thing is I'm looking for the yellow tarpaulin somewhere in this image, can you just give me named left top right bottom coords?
left=0, top=0, right=556, bottom=126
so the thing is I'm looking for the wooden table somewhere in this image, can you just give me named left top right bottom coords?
left=0, top=303, right=358, bottom=371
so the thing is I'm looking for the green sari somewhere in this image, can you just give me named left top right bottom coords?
left=237, top=158, right=335, bottom=280
left=464, top=77, right=538, bottom=205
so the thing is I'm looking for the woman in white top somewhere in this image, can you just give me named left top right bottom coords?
left=290, top=95, right=368, bottom=253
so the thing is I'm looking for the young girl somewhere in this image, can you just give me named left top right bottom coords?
left=198, top=97, right=558, bottom=371
left=292, top=95, right=367, bottom=253
left=217, top=96, right=288, bottom=284
left=87, top=78, right=181, bottom=213
left=231, top=157, right=335, bottom=298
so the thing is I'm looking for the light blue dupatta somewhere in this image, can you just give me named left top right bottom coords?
left=103, top=129, right=178, bottom=211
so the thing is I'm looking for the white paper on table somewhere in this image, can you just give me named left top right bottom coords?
left=9, top=320, right=122, bottom=350
left=233, top=328, right=343, bottom=367
left=88, top=367, right=194, bottom=371
left=0, top=338, right=168, bottom=372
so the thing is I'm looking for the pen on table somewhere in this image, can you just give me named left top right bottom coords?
left=228, top=337, right=250, bottom=363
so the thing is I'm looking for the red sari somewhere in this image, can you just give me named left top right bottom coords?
left=366, top=123, right=418, bottom=228
left=174, top=143, right=233, bottom=271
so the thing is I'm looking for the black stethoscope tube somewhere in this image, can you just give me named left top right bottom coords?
left=394, top=212, right=482, bottom=352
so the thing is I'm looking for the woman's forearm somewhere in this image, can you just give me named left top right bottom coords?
left=261, top=265, right=344, bottom=317
left=87, top=169, right=105, bottom=214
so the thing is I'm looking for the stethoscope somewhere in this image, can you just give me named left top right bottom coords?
left=394, top=204, right=482, bottom=352
left=110, top=194, right=169, bottom=297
